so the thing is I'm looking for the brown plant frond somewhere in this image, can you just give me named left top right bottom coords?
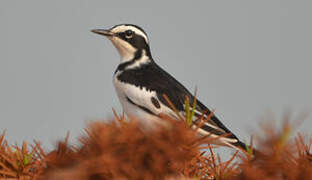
left=162, top=94, right=184, bottom=120
left=38, top=117, right=211, bottom=179
left=1, top=111, right=312, bottom=180
left=0, top=132, right=45, bottom=179
left=234, top=113, right=312, bottom=180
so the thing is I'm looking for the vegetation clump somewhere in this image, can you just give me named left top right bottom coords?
left=1, top=112, right=311, bottom=179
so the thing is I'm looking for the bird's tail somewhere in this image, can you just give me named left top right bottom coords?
left=229, top=140, right=259, bottom=156
left=231, top=140, right=250, bottom=152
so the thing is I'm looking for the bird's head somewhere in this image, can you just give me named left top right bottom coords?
left=92, top=24, right=151, bottom=62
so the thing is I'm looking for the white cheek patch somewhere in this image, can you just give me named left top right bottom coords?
left=110, top=37, right=136, bottom=61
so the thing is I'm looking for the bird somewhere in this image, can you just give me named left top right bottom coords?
left=91, top=24, right=250, bottom=152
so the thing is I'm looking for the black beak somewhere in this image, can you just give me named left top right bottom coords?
left=91, top=29, right=114, bottom=37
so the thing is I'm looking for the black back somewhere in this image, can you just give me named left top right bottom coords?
left=117, top=61, right=238, bottom=138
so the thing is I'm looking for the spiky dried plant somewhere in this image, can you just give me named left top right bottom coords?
left=0, top=132, right=45, bottom=179
left=1, top=111, right=311, bottom=180
left=234, top=113, right=312, bottom=180
left=38, top=116, right=216, bottom=179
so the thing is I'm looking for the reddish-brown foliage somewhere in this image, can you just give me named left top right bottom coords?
left=0, top=113, right=311, bottom=180
left=233, top=118, right=312, bottom=180
left=39, top=117, right=207, bottom=179
left=0, top=132, right=45, bottom=179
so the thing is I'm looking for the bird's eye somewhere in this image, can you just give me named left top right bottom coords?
left=125, top=30, right=134, bottom=39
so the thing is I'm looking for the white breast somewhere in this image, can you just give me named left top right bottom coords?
left=113, top=73, right=177, bottom=128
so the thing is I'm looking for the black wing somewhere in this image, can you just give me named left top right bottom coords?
left=117, top=61, right=241, bottom=144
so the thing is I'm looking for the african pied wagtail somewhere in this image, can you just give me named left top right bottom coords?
left=91, top=24, right=248, bottom=152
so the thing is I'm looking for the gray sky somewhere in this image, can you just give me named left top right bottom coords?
left=1, top=0, right=311, bottom=151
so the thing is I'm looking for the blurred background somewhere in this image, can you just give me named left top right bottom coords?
left=0, top=1, right=311, bottom=152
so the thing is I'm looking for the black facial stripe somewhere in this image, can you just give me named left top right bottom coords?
left=125, top=30, right=133, bottom=37
left=117, top=32, right=151, bottom=57
left=110, top=24, right=148, bottom=37
left=117, top=32, right=127, bottom=40
left=123, top=24, right=148, bottom=37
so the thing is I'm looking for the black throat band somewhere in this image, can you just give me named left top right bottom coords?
left=114, top=50, right=152, bottom=73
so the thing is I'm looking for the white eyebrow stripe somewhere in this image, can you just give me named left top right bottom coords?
left=110, top=25, right=149, bottom=43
